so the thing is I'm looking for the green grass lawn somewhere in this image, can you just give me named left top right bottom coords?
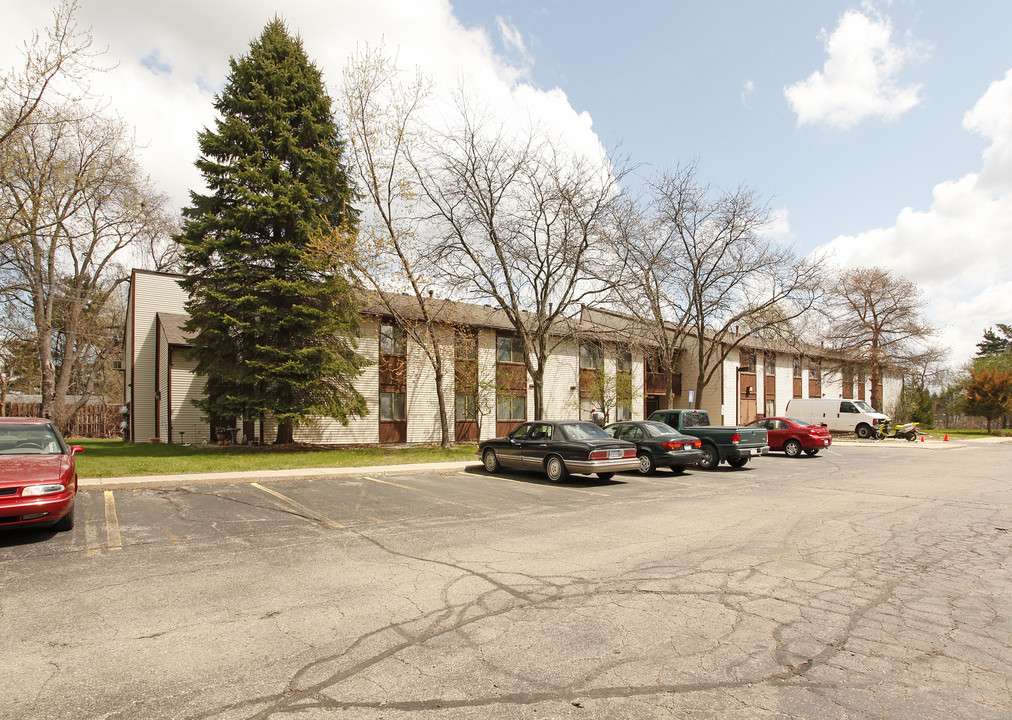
left=69, top=439, right=479, bottom=478
left=924, top=428, right=1011, bottom=439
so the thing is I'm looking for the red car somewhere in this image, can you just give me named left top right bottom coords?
left=0, top=418, right=81, bottom=532
left=745, top=416, right=832, bottom=457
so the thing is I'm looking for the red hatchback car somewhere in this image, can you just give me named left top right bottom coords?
left=0, top=418, right=81, bottom=532
left=744, top=416, right=832, bottom=457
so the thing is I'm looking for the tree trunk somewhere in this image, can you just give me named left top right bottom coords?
left=276, top=419, right=294, bottom=444
left=433, top=353, right=452, bottom=449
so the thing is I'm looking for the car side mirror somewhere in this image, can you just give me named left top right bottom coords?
left=71, top=446, right=84, bottom=454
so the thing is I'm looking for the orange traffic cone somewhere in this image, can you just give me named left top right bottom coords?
left=943, top=434, right=949, bottom=442
left=920, top=434, right=925, bottom=442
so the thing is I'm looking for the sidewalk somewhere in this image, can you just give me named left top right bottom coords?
left=78, top=460, right=477, bottom=491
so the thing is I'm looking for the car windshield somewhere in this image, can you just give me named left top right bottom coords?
left=560, top=422, right=610, bottom=441
left=641, top=422, right=677, bottom=437
left=0, top=423, right=65, bottom=455
left=853, top=401, right=876, bottom=413
left=786, top=418, right=810, bottom=427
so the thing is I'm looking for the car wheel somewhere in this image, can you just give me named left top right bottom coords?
left=855, top=424, right=873, bottom=439
left=482, top=448, right=500, bottom=472
left=671, top=465, right=686, bottom=475
left=697, top=444, right=719, bottom=470
left=52, top=504, right=74, bottom=532
left=784, top=439, right=803, bottom=458
left=728, top=457, right=749, bottom=468
left=597, top=472, right=615, bottom=480
left=545, top=455, right=569, bottom=483
left=637, top=452, right=656, bottom=475
left=804, top=448, right=820, bottom=456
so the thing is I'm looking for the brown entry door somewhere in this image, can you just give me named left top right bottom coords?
left=739, top=397, right=758, bottom=425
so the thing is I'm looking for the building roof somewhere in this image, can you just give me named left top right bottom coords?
left=157, top=313, right=194, bottom=346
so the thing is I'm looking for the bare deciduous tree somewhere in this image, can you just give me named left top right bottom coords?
left=339, top=46, right=461, bottom=446
left=417, top=102, right=621, bottom=420
left=1, top=106, right=171, bottom=431
left=610, top=163, right=825, bottom=409
left=1, top=0, right=100, bottom=149
left=825, top=266, right=943, bottom=409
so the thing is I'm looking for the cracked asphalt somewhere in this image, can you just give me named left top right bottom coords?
left=2, top=440, right=1011, bottom=719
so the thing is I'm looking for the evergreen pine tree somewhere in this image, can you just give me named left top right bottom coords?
left=178, top=18, right=367, bottom=443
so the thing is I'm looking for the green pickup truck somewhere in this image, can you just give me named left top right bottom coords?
left=646, top=409, right=769, bottom=470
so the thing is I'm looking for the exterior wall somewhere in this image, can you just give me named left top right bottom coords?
left=629, top=348, right=644, bottom=420
left=128, top=271, right=188, bottom=443
left=404, top=329, right=454, bottom=444
left=157, top=321, right=170, bottom=441
left=169, top=350, right=207, bottom=444
left=476, top=328, right=498, bottom=442
left=543, top=339, right=579, bottom=420
left=294, top=318, right=381, bottom=444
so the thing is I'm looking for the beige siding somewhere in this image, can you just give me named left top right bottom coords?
left=169, top=350, right=207, bottom=444
left=129, top=271, right=188, bottom=442
left=294, top=319, right=380, bottom=444
left=405, top=332, right=441, bottom=444
left=475, top=328, right=498, bottom=442
left=543, top=339, right=578, bottom=420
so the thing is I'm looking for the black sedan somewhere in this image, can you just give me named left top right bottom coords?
left=604, top=420, right=704, bottom=474
left=477, top=420, right=638, bottom=482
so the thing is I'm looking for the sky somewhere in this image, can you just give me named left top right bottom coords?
left=3, top=0, right=1011, bottom=368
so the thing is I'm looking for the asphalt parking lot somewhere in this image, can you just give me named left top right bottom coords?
left=2, top=440, right=1011, bottom=719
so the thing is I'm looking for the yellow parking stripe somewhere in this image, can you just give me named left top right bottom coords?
left=461, top=472, right=611, bottom=497
left=251, top=483, right=345, bottom=529
left=365, top=476, right=497, bottom=510
left=103, top=490, right=122, bottom=551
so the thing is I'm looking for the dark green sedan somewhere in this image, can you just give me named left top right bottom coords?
left=604, top=421, right=704, bottom=475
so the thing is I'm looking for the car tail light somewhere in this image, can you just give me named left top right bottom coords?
left=661, top=441, right=682, bottom=450
left=589, top=450, right=607, bottom=460
left=622, top=448, right=636, bottom=458
left=691, top=440, right=702, bottom=448
left=731, top=433, right=740, bottom=444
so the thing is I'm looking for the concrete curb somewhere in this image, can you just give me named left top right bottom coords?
left=78, top=460, right=478, bottom=491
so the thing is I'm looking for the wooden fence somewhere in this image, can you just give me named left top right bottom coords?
left=1, top=401, right=122, bottom=438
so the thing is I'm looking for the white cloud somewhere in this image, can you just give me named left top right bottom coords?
left=785, top=8, right=927, bottom=130
left=741, top=80, right=755, bottom=107
left=817, top=68, right=1012, bottom=366
left=764, top=207, right=792, bottom=240
left=2, top=0, right=605, bottom=212
left=496, top=16, right=531, bottom=65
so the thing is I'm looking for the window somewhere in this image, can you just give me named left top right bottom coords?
left=615, top=404, right=632, bottom=421
left=764, top=352, right=776, bottom=376
left=455, top=329, right=477, bottom=360
left=497, top=393, right=526, bottom=421
left=380, top=323, right=406, bottom=356
left=580, top=343, right=603, bottom=370
left=764, top=398, right=776, bottom=417
left=645, top=350, right=663, bottom=375
left=739, top=349, right=756, bottom=373
left=380, top=391, right=405, bottom=420
left=617, top=349, right=633, bottom=374
left=809, top=358, right=821, bottom=381
left=496, top=335, right=525, bottom=364
left=455, top=393, right=477, bottom=421
left=793, top=356, right=803, bottom=378
left=841, top=401, right=857, bottom=413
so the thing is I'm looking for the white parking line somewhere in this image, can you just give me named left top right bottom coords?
left=252, top=482, right=345, bottom=529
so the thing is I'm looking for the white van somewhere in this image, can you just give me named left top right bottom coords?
left=785, top=398, right=890, bottom=439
